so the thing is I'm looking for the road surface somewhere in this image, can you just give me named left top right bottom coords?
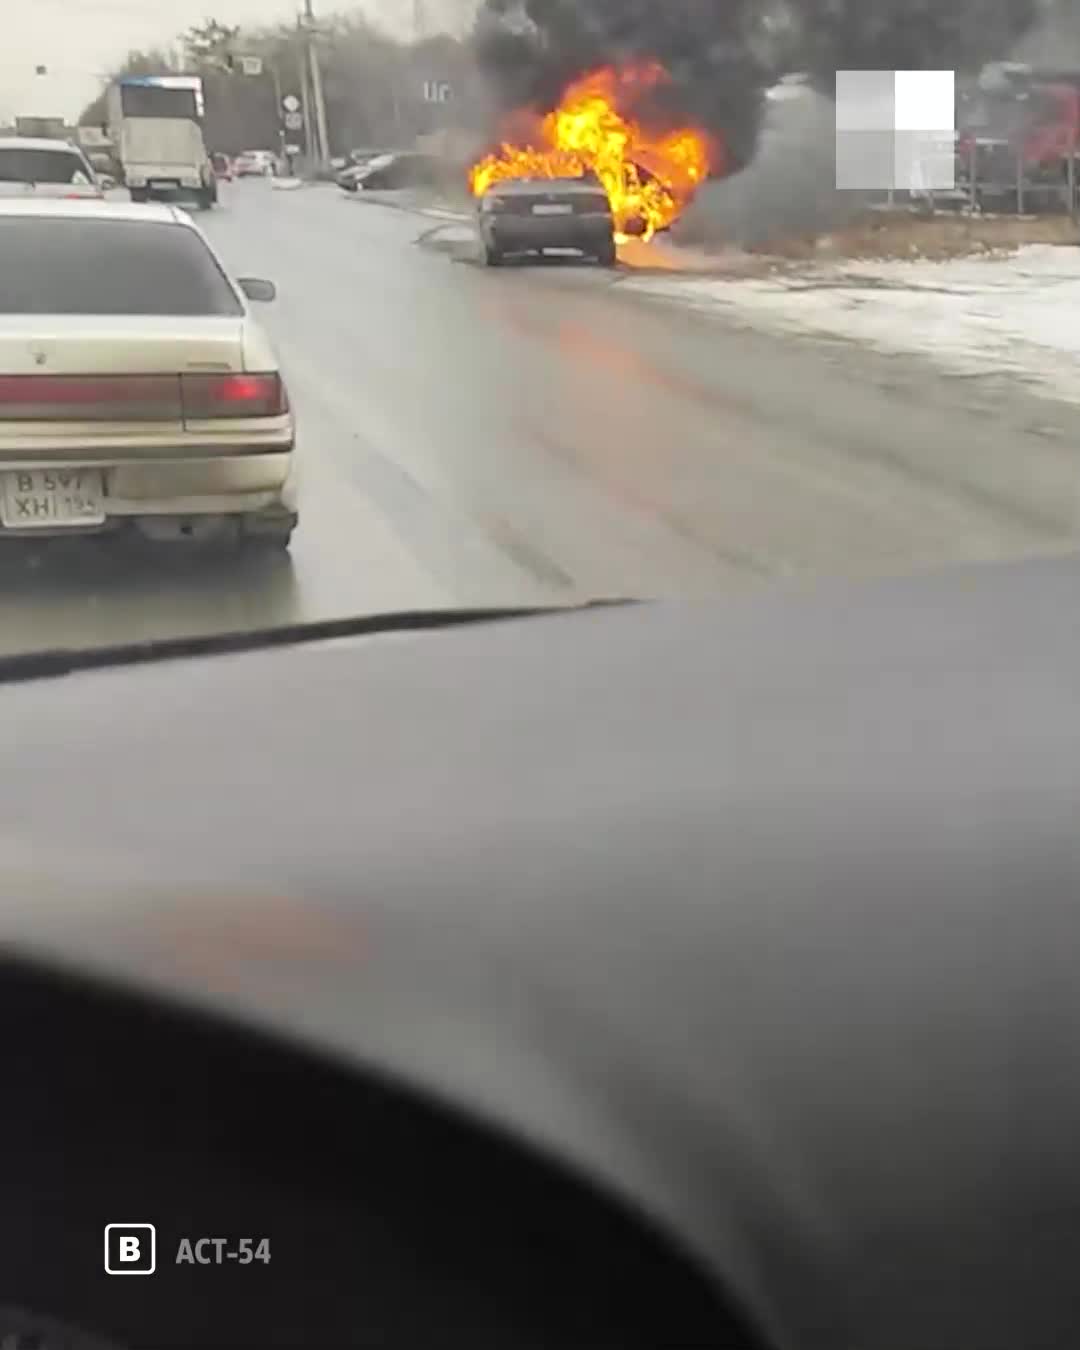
left=7, top=178, right=1080, bottom=656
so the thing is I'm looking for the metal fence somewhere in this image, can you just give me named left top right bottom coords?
left=882, top=137, right=1078, bottom=218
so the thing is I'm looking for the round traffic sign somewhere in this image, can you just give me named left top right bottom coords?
left=282, top=94, right=301, bottom=113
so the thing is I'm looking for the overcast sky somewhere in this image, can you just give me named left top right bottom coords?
left=1, top=0, right=457, bottom=122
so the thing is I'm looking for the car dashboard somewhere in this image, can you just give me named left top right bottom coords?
left=1, top=948, right=749, bottom=1350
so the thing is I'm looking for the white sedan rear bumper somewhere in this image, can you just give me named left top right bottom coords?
left=105, top=450, right=295, bottom=515
left=0, top=416, right=296, bottom=534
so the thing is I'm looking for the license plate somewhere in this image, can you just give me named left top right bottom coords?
left=0, top=468, right=106, bottom=529
left=149, top=180, right=178, bottom=190
left=532, top=203, right=573, bottom=215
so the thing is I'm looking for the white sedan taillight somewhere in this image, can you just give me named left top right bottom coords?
left=0, top=373, right=289, bottom=422
left=180, top=372, right=288, bottom=420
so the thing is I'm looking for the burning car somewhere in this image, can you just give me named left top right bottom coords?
left=469, top=63, right=712, bottom=245
left=477, top=175, right=616, bottom=266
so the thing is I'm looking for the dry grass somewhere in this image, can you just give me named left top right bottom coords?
left=752, top=209, right=1080, bottom=261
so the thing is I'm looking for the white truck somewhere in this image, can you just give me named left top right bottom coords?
left=107, top=75, right=217, bottom=209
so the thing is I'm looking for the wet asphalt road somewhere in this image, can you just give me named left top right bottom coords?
left=6, top=176, right=1080, bottom=656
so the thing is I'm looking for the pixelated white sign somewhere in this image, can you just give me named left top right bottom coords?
left=836, top=70, right=955, bottom=191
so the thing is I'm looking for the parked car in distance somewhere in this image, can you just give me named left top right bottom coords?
left=335, top=149, right=398, bottom=192
left=477, top=176, right=616, bottom=267
left=335, top=165, right=364, bottom=193
left=210, top=152, right=233, bottom=182
left=343, top=152, right=442, bottom=192
left=0, top=138, right=103, bottom=200
left=233, top=150, right=276, bottom=177
left=87, top=151, right=120, bottom=190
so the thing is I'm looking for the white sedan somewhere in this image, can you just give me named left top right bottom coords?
left=233, top=150, right=277, bottom=177
left=0, top=137, right=103, bottom=200
left=0, top=198, right=297, bottom=548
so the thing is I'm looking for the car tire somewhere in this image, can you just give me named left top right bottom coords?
left=243, top=511, right=296, bottom=551
left=483, top=243, right=503, bottom=267
left=248, top=529, right=293, bottom=553
left=596, top=239, right=617, bottom=267
left=129, top=187, right=148, bottom=204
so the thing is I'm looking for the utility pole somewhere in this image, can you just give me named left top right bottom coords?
left=308, top=38, right=330, bottom=162
left=267, top=54, right=285, bottom=165
left=303, top=0, right=331, bottom=165
left=268, top=58, right=282, bottom=113
left=296, top=19, right=314, bottom=163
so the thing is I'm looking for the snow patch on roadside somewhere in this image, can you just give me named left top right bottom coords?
left=623, top=244, right=1080, bottom=404
left=425, top=224, right=476, bottom=243
left=415, top=223, right=477, bottom=255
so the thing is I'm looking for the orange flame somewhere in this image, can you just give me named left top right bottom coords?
left=468, top=63, right=713, bottom=242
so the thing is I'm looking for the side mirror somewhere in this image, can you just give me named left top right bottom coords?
left=238, top=277, right=276, bottom=303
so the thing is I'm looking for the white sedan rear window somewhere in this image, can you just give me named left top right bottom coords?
left=0, top=217, right=244, bottom=317
left=0, top=148, right=90, bottom=185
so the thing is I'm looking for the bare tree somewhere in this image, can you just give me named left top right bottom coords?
left=79, top=8, right=480, bottom=160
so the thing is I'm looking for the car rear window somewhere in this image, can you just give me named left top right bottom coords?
left=0, top=217, right=244, bottom=316
left=0, top=147, right=90, bottom=185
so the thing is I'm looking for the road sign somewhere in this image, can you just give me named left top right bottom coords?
left=284, top=111, right=303, bottom=131
left=282, top=94, right=300, bottom=113
left=240, top=55, right=263, bottom=76
left=285, top=143, right=301, bottom=155
left=422, top=81, right=452, bottom=104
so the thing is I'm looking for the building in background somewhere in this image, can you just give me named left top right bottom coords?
left=8, top=63, right=71, bottom=135
left=14, top=115, right=68, bottom=139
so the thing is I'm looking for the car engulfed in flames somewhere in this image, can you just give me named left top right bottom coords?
left=468, top=63, right=714, bottom=242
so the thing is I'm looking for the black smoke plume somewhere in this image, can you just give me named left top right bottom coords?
left=474, top=0, right=1042, bottom=175
left=474, top=0, right=767, bottom=171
